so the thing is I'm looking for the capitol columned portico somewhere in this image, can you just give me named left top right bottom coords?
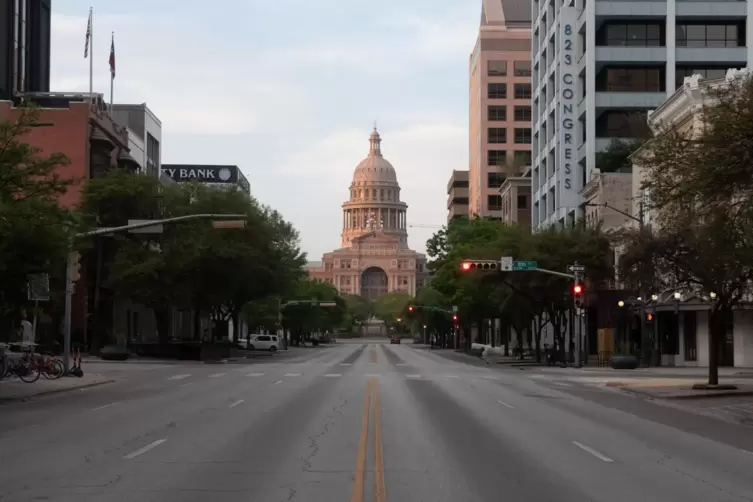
left=306, top=126, right=428, bottom=299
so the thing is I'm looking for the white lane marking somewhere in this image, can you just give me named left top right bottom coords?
left=284, top=373, right=301, bottom=377
left=229, top=399, right=244, bottom=408
left=208, top=373, right=226, bottom=378
left=168, top=374, right=191, bottom=380
left=744, top=449, right=753, bottom=456
left=274, top=380, right=283, bottom=385
left=180, top=383, right=192, bottom=388
left=405, top=374, right=421, bottom=379
left=572, top=441, right=614, bottom=462
left=483, top=376, right=499, bottom=380
left=368, top=362, right=377, bottom=366
left=340, top=363, right=352, bottom=366
left=246, top=372, right=265, bottom=377
left=497, top=400, right=515, bottom=409
left=364, top=373, right=381, bottom=377
left=444, top=375, right=460, bottom=379
left=552, top=382, right=573, bottom=387
left=396, top=363, right=408, bottom=366
left=124, top=439, right=167, bottom=459
left=324, top=374, right=342, bottom=378
left=91, top=403, right=117, bottom=411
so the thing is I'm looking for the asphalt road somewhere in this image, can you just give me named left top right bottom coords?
left=1, top=340, right=753, bottom=502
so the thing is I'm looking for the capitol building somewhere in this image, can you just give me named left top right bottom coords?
left=306, top=127, right=429, bottom=299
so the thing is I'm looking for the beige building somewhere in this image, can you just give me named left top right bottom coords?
left=498, top=176, right=531, bottom=227
left=580, top=171, right=633, bottom=232
left=447, top=170, right=469, bottom=222
left=306, top=127, right=429, bottom=299
left=468, top=0, right=532, bottom=219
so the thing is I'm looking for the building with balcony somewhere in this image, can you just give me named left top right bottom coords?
left=111, top=103, right=172, bottom=185
left=469, top=0, right=533, bottom=219
left=498, top=176, right=532, bottom=227
left=447, top=170, right=470, bottom=222
left=531, top=0, right=751, bottom=230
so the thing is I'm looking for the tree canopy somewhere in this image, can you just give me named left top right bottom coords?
left=0, top=108, right=76, bottom=337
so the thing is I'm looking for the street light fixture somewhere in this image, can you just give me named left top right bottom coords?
left=710, top=292, right=718, bottom=299
left=617, top=300, right=625, bottom=307
left=673, top=292, right=682, bottom=300
left=651, top=294, right=658, bottom=301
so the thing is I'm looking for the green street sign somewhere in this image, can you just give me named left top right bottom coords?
left=513, top=260, right=537, bottom=271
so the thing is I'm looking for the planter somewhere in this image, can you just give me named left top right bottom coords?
left=99, top=345, right=130, bottom=361
left=609, top=355, right=639, bottom=370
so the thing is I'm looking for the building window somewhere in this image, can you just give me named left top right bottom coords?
left=488, top=150, right=507, bottom=166
left=487, top=60, right=507, bottom=76
left=602, top=23, right=663, bottom=47
left=677, top=23, right=743, bottom=48
left=452, top=196, right=469, bottom=205
left=452, top=179, right=469, bottom=188
left=596, top=111, right=649, bottom=138
left=146, top=133, right=160, bottom=178
left=487, top=195, right=502, bottom=211
left=514, top=61, right=532, bottom=77
left=487, top=172, right=506, bottom=188
left=514, top=150, right=532, bottom=166
left=514, top=128, right=532, bottom=144
left=488, top=83, right=507, bottom=99
left=517, top=194, right=528, bottom=209
left=675, top=67, right=728, bottom=89
left=514, top=106, right=532, bottom=122
left=488, top=105, right=507, bottom=121
left=599, top=67, right=664, bottom=92
left=488, top=127, right=507, bottom=144
left=514, top=83, right=531, bottom=99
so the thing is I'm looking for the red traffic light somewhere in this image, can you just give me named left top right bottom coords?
left=647, top=313, right=653, bottom=321
left=573, top=284, right=583, bottom=295
left=408, top=305, right=414, bottom=312
left=461, top=261, right=471, bottom=271
left=452, top=314, right=458, bottom=322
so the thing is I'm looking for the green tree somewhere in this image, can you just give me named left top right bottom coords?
left=622, top=74, right=753, bottom=385
left=342, top=294, right=372, bottom=332
left=0, top=108, right=76, bottom=339
left=373, top=291, right=411, bottom=327
left=282, top=279, right=344, bottom=344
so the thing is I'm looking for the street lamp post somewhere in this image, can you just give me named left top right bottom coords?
left=63, top=213, right=247, bottom=374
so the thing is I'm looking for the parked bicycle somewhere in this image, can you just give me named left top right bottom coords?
left=0, top=344, right=64, bottom=383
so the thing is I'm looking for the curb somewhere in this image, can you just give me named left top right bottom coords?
left=0, top=379, right=116, bottom=403
left=619, top=386, right=753, bottom=400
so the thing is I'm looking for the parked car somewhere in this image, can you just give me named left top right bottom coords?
left=390, top=336, right=401, bottom=344
left=237, top=335, right=279, bottom=352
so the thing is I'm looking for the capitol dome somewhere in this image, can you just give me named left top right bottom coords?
left=351, top=127, right=398, bottom=185
left=340, top=126, right=409, bottom=249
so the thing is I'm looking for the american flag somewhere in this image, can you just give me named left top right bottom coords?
left=109, top=33, right=115, bottom=78
left=84, top=9, right=92, bottom=58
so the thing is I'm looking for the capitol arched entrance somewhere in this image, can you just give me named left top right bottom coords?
left=360, top=267, right=388, bottom=300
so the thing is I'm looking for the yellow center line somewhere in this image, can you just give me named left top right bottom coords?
left=373, top=378, right=387, bottom=502
left=351, top=379, right=372, bottom=502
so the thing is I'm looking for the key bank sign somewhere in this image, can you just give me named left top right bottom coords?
left=162, top=165, right=250, bottom=193
left=558, top=7, right=578, bottom=208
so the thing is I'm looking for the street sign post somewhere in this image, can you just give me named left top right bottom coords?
left=500, top=256, right=513, bottom=271
left=27, top=273, right=50, bottom=301
left=512, top=261, right=537, bottom=271
left=318, top=302, right=337, bottom=307
left=567, top=264, right=585, bottom=272
left=452, top=305, right=458, bottom=313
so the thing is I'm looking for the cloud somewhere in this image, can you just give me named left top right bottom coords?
left=50, top=12, right=311, bottom=135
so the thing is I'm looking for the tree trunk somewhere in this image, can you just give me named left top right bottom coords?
left=708, top=309, right=722, bottom=386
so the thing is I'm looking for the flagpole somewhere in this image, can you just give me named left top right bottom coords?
left=109, top=31, right=114, bottom=115
left=88, top=7, right=93, bottom=105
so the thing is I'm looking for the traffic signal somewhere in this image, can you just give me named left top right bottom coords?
left=573, top=282, right=584, bottom=308
left=460, top=260, right=499, bottom=271
left=452, top=314, right=458, bottom=322
left=646, top=313, right=654, bottom=321
left=408, top=305, right=414, bottom=312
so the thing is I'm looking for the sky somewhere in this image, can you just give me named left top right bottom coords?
left=50, top=0, right=479, bottom=259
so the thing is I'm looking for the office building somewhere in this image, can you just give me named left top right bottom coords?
left=0, top=0, right=51, bottom=100
left=531, top=0, right=751, bottom=229
left=468, top=0, right=533, bottom=219
left=447, top=170, right=470, bottom=222
left=499, top=176, right=532, bottom=227
left=111, top=103, right=169, bottom=183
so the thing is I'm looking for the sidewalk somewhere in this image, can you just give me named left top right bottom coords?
left=0, top=374, right=114, bottom=403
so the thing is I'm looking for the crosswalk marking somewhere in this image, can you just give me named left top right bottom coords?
left=396, top=363, right=407, bottom=366
left=340, top=363, right=352, bottom=366
left=284, top=373, right=301, bottom=377
left=324, top=374, right=341, bottom=378
left=405, top=374, right=421, bottom=379
left=444, top=375, right=460, bottom=379
left=168, top=374, right=191, bottom=380
left=246, top=373, right=265, bottom=377
left=208, top=373, right=226, bottom=378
